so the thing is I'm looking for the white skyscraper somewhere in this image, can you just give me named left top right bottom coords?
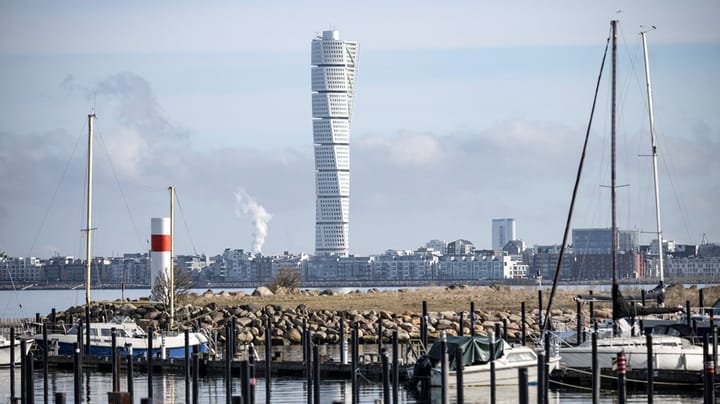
left=311, top=30, right=358, bottom=256
left=492, top=218, right=517, bottom=251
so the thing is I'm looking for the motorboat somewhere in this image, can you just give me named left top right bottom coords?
left=408, top=335, right=560, bottom=387
left=34, top=316, right=209, bottom=359
left=559, top=333, right=705, bottom=371
left=0, top=333, right=32, bottom=366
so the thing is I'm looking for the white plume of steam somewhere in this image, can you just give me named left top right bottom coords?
left=234, top=189, right=272, bottom=254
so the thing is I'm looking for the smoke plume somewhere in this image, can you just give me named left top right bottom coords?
left=234, top=189, right=272, bottom=254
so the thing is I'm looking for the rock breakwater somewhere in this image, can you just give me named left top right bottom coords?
left=47, top=287, right=611, bottom=347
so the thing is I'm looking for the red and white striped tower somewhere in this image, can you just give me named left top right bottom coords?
left=150, top=217, right=171, bottom=293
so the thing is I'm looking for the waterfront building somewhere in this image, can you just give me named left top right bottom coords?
left=425, top=239, right=447, bottom=254
left=662, top=256, right=720, bottom=279
left=311, top=30, right=358, bottom=257
left=220, top=248, right=255, bottom=281
left=306, top=255, right=371, bottom=282
left=0, top=256, right=44, bottom=282
left=373, top=250, right=437, bottom=280
left=530, top=245, right=576, bottom=281
left=492, top=218, right=516, bottom=251
left=572, top=228, right=639, bottom=254
left=106, top=254, right=150, bottom=285
left=446, top=239, right=475, bottom=256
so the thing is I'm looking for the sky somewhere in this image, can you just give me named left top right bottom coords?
left=1, top=1, right=719, bottom=259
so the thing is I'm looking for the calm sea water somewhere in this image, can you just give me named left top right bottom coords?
left=0, top=368, right=703, bottom=403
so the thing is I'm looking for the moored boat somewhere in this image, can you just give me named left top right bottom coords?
left=34, top=316, right=209, bottom=359
left=408, top=334, right=559, bottom=387
left=0, top=333, right=32, bottom=366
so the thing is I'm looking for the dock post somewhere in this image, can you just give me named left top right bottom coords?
left=455, top=347, right=464, bottom=404
left=536, top=350, right=545, bottom=404
left=703, top=335, right=715, bottom=404
left=494, top=323, right=501, bottom=343
left=591, top=331, right=599, bottom=404
left=470, top=301, right=476, bottom=337
left=458, top=311, right=464, bottom=336
left=646, top=328, right=654, bottom=404
left=43, top=322, right=49, bottom=404
left=192, top=351, right=200, bottom=404
left=543, top=331, right=550, bottom=404
left=302, top=320, right=308, bottom=363
left=686, top=300, right=691, bottom=327
left=306, top=330, right=312, bottom=404
left=351, top=324, right=358, bottom=404
left=340, top=316, right=346, bottom=364
left=73, top=343, right=81, bottom=404
left=265, top=319, right=272, bottom=404
left=54, top=392, right=66, bottom=404
left=240, top=359, right=249, bottom=403
left=377, top=319, right=383, bottom=355
left=85, top=306, right=91, bottom=356
left=518, top=367, right=528, bottom=404
left=147, top=326, right=153, bottom=400
left=230, top=318, right=237, bottom=360
left=713, top=324, right=718, bottom=376
left=589, top=291, right=594, bottom=334
left=440, top=333, right=448, bottom=404
left=503, top=317, right=508, bottom=341
left=392, top=330, right=399, bottom=404
left=26, top=349, right=35, bottom=404
left=224, top=324, right=232, bottom=404
left=20, top=338, right=26, bottom=404
left=76, top=319, right=83, bottom=369
left=249, top=347, right=256, bottom=404
left=538, top=290, right=543, bottom=330
left=576, top=300, right=582, bottom=345
left=422, top=301, right=428, bottom=348
left=381, top=348, right=390, bottom=404
left=126, top=344, right=134, bottom=404
left=520, top=302, right=526, bottom=345
left=312, top=345, right=320, bottom=404
left=616, top=351, right=626, bottom=404
left=490, top=331, right=496, bottom=404
left=641, top=289, right=646, bottom=306
left=184, top=329, right=190, bottom=404
left=111, top=328, right=118, bottom=392
left=51, top=308, right=57, bottom=331
left=699, top=288, right=705, bottom=316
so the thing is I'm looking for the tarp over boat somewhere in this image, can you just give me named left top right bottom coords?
left=426, top=335, right=504, bottom=370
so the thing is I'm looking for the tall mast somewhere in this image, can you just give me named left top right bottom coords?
left=610, top=20, right=619, bottom=330
left=640, top=27, right=664, bottom=286
left=85, top=113, right=95, bottom=307
left=169, top=185, right=175, bottom=329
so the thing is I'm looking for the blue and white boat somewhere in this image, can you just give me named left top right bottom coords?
left=35, top=316, right=209, bottom=359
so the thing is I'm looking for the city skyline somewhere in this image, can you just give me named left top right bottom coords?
left=1, top=2, right=718, bottom=259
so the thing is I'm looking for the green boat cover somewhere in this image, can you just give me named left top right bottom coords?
left=426, top=335, right=504, bottom=370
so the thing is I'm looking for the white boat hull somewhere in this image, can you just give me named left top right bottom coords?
left=560, top=335, right=705, bottom=371
left=0, top=337, right=32, bottom=366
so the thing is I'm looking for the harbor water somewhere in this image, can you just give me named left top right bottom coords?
left=0, top=368, right=704, bottom=403
left=0, top=288, right=711, bottom=402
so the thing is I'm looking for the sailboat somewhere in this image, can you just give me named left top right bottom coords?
left=34, top=114, right=209, bottom=359
left=549, top=21, right=706, bottom=372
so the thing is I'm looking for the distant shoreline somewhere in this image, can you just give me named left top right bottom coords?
left=1, top=277, right=718, bottom=291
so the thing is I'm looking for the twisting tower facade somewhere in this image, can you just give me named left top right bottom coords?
left=311, top=30, right=358, bottom=256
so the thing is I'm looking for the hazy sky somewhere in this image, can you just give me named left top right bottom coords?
left=1, top=1, right=718, bottom=258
